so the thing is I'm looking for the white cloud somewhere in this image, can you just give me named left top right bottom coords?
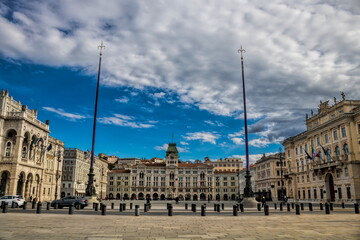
left=114, top=97, right=129, bottom=103
left=2, top=0, right=360, bottom=142
left=154, top=143, right=189, bottom=153
left=98, top=114, right=155, bottom=128
left=42, top=107, right=87, bottom=121
left=204, top=120, right=225, bottom=127
left=183, top=131, right=220, bottom=144
left=180, top=141, right=188, bottom=145
left=249, top=137, right=271, bottom=148
left=231, top=137, right=244, bottom=145
left=231, top=153, right=277, bottom=165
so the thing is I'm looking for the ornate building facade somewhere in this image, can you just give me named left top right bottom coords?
left=283, top=95, right=360, bottom=202
left=254, top=153, right=286, bottom=201
left=204, top=157, right=243, bottom=172
left=61, top=148, right=108, bottom=199
left=0, top=90, right=64, bottom=202
left=107, top=143, right=219, bottom=201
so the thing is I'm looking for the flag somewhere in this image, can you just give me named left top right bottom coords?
left=313, top=148, right=320, bottom=158
left=305, top=150, right=313, bottom=160
left=320, top=144, right=328, bottom=156
left=46, top=144, right=52, bottom=151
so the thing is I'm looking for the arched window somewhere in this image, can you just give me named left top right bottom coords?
left=22, top=147, right=27, bottom=158
left=139, top=172, right=144, bottom=179
left=200, top=172, right=205, bottom=180
left=5, top=142, right=11, bottom=157
left=335, top=146, right=340, bottom=159
left=169, top=172, right=174, bottom=180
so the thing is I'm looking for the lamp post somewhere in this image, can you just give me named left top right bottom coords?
left=86, top=42, right=105, bottom=198
left=238, top=46, right=253, bottom=198
left=216, top=176, right=220, bottom=201
left=54, top=149, right=62, bottom=200
left=279, top=147, right=284, bottom=202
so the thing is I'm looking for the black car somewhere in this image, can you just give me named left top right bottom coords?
left=51, top=196, right=88, bottom=209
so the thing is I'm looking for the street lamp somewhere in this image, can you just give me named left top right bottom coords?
left=54, top=149, right=62, bottom=200
left=216, top=176, right=220, bottom=201
left=279, top=147, right=284, bottom=202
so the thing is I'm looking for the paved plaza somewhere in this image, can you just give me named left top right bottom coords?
left=0, top=201, right=359, bottom=240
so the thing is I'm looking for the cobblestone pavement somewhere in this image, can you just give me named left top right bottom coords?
left=0, top=202, right=359, bottom=240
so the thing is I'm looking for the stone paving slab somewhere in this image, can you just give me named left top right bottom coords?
left=0, top=206, right=359, bottom=240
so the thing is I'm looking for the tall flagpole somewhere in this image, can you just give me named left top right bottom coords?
left=86, top=41, right=105, bottom=197
left=238, top=46, right=253, bottom=198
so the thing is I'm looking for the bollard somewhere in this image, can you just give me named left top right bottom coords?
left=119, top=203, right=123, bottom=212
left=287, top=203, right=290, bottom=212
left=325, top=203, right=330, bottom=214
left=295, top=204, right=300, bottom=215
left=69, top=204, right=74, bottom=215
left=300, top=203, right=304, bottom=211
left=330, top=203, right=333, bottom=211
left=240, top=203, right=244, bottom=212
left=264, top=204, right=269, bottom=216
left=320, top=203, right=323, bottom=210
left=47, top=202, right=50, bottom=210
left=11, top=201, right=16, bottom=208
left=36, top=202, right=42, bottom=214
left=135, top=205, right=140, bottom=216
left=54, top=202, right=58, bottom=209
left=354, top=203, right=359, bottom=214
left=2, top=202, right=8, bottom=213
left=101, top=204, right=106, bottom=215
left=168, top=204, right=173, bottom=216
left=217, top=204, right=220, bottom=212
left=185, top=203, right=188, bottom=210
left=309, top=203, right=313, bottom=211
left=23, top=202, right=27, bottom=210
left=257, top=203, right=261, bottom=211
left=214, top=204, right=216, bottom=211
left=274, top=203, right=277, bottom=210
left=100, top=203, right=103, bottom=211
left=192, top=204, right=197, bottom=213
left=93, top=202, right=95, bottom=209
left=32, top=200, right=36, bottom=209
left=279, top=203, right=283, bottom=211
left=123, top=203, right=126, bottom=211
left=111, top=202, right=114, bottom=210
left=95, top=203, right=99, bottom=211
left=201, top=205, right=206, bottom=216
left=167, top=203, right=171, bottom=210
left=144, top=203, right=148, bottom=212
left=291, top=203, right=294, bottom=209
left=130, top=203, right=133, bottom=210
left=233, top=205, right=238, bottom=216
left=342, top=202, right=345, bottom=209
left=221, top=203, right=224, bottom=210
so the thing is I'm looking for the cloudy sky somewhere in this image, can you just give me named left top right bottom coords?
left=1, top=0, right=359, bottom=163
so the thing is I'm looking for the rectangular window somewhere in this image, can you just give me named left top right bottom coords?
left=317, top=136, right=320, bottom=146
left=298, top=191, right=300, bottom=199
left=338, top=188, right=342, bottom=199
left=303, top=190, right=306, bottom=199
left=345, top=168, right=349, bottom=177
left=314, top=189, right=317, bottom=199
left=308, top=189, right=311, bottom=199
left=325, top=134, right=329, bottom=143
left=347, top=187, right=351, bottom=199
left=178, top=170, right=183, bottom=174
left=333, top=130, right=338, bottom=140
left=341, top=127, right=346, bottom=137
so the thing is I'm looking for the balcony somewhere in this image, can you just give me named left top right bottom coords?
left=313, top=159, right=343, bottom=173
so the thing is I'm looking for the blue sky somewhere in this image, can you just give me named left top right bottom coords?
left=1, top=0, right=359, bottom=163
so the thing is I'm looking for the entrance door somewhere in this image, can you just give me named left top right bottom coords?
left=325, top=173, right=335, bottom=201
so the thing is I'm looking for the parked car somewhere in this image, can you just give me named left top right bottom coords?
left=0, top=195, right=25, bottom=207
left=51, top=196, right=88, bottom=209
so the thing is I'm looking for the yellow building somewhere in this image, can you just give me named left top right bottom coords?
left=283, top=95, right=360, bottom=203
left=0, top=90, right=64, bottom=202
